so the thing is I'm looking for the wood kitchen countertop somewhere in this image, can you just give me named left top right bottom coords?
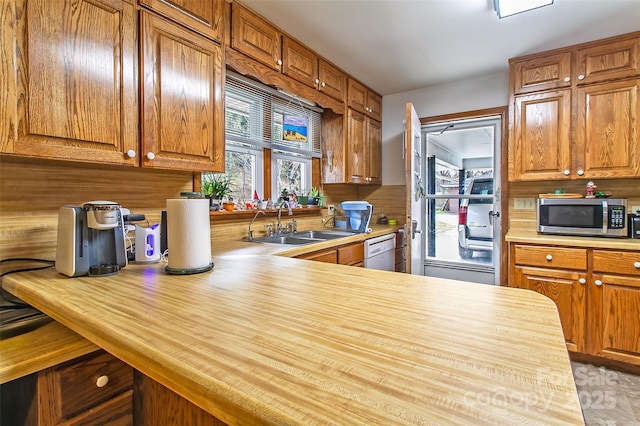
left=3, top=253, right=585, bottom=425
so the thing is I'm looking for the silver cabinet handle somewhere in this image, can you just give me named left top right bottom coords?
left=126, top=150, right=136, bottom=158
left=315, top=78, right=319, bottom=84
left=595, top=279, right=603, bottom=286
left=563, top=169, right=570, bottom=176
left=564, top=77, right=571, bottom=82
left=577, top=74, right=585, bottom=80
left=577, top=169, right=584, bottom=176
left=546, top=254, right=553, bottom=261
left=277, top=59, right=282, bottom=66
left=146, top=152, right=155, bottom=160
left=578, top=278, right=586, bottom=284
left=634, top=261, right=640, bottom=269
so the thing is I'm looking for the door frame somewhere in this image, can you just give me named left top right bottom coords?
left=420, top=107, right=509, bottom=285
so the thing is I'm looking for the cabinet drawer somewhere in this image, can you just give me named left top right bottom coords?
left=514, top=245, right=587, bottom=270
left=51, top=351, right=133, bottom=421
left=64, top=390, right=133, bottom=426
left=338, top=242, right=364, bottom=266
left=297, top=249, right=337, bottom=263
left=593, top=250, right=640, bottom=276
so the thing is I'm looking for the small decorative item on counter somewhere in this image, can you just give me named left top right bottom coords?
left=307, top=187, right=320, bottom=206
left=257, top=199, right=268, bottom=210
left=585, top=181, right=597, bottom=198
left=221, top=197, right=235, bottom=211
left=388, top=219, right=397, bottom=226
left=377, top=211, right=388, bottom=224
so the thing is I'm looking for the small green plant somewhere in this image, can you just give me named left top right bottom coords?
left=309, top=187, right=320, bottom=198
left=202, top=173, right=233, bottom=199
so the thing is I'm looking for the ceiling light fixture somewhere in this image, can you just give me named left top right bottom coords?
left=494, top=0, right=554, bottom=18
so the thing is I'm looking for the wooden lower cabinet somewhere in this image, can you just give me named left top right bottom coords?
left=590, top=250, right=640, bottom=364
left=510, top=243, right=640, bottom=366
left=296, top=241, right=364, bottom=266
left=0, top=350, right=134, bottom=425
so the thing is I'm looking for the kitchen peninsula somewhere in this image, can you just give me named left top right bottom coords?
left=3, top=254, right=584, bottom=425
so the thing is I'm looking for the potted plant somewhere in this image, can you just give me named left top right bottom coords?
left=202, top=173, right=233, bottom=209
left=297, top=188, right=310, bottom=207
left=307, top=187, right=320, bottom=205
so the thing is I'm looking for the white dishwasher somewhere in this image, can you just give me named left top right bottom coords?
left=364, top=233, right=396, bottom=271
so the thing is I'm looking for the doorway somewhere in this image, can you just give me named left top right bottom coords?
left=408, top=108, right=507, bottom=285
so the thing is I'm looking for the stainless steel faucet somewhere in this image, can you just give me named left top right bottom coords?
left=277, top=200, right=292, bottom=234
left=248, top=210, right=266, bottom=241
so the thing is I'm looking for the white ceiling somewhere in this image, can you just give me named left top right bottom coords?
left=242, top=0, right=640, bottom=96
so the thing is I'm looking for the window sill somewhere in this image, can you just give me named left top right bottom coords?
left=209, top=206, right=324, bottom=221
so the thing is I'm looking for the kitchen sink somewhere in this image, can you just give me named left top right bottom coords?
left=294, top=230, right=356, bottom=240
left=249, top=230, right=356, bottom=245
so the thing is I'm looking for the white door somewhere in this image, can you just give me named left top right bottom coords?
left=404, top=103, right=425, bottom=275
left=405, top=105, right=502, bottom=283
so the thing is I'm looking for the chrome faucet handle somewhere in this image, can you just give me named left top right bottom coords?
left=264, top=224, right=274, bottom=236
left=292, top=219, right=297, bottom=233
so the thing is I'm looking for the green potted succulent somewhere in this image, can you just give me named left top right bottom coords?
left=307, top=187, right=320, bottom=205
left=202, top=173, right=233, bottom=209
left=297, top=188, right=310, bottom=206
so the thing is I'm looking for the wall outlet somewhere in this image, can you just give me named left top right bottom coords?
left=327, top=204, right=335, bottom=216
left=514, top=198, right=535, bottom=210
left=631, top=205, right=640, bottom=215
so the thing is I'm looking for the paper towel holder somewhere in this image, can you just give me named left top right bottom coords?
left=165, top=262, right=214, bottom=275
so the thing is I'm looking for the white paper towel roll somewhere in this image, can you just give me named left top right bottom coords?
left=166, top=198, right=212, bottom=273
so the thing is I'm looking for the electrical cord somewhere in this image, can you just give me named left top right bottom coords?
left=1, top=258, right=55, bottom=309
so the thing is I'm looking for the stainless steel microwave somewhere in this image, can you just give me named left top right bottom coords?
left=537, top=198, right=627, bottom=237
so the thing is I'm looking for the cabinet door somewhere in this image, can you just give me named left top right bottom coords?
left=231, top=3, right=281, bottom=71
left=366, top=91, right=383, bottom=122
left=366, top=118, right=382, bottom=184
left=318, top=60, right=346, bottom=102
left=140, top=12, right=225, bottom=171
left=346, top=109, right=367, bottom=184
left=590, top=273, right=640, bottom=364
left=575, top=78, right=639, bottom=179
left=347, top=79, right=368, bottom=115
left=2, top=0, right=138, bottom=165
left=139, top=0, right=224, bottom=42
left=510, top=89, right=572, bottom=181
left=513, top=266, right=586, bottom=353
left=282, top=36, right=318, bottom=88
left=511, top=52, right=572, bottom=94
left=576, top=36, right=640, bottom=85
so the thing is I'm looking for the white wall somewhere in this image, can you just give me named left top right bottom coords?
left=381, top=71, right=510, bottom=185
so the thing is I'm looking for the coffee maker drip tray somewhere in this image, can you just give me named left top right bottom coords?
left=89, top=264, right=120, bottom=277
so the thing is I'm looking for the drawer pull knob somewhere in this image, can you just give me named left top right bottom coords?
left=546, top=254, right=553, bottom=261
left=564, top=77, right=570, bottom=82
left=96, top=375, right=109, bottom=388
left=595, top=279, right=603, bottom=287
left=126, top=150, right=136, bottom=158
left=563, top=169, right=570, bottom=176
left=578, top=74, right=585, bottom=80
left=578, top=278, right=586, bottom=284
left=146, top=152, right=155, bottom=160
left=634, top=262, right=640, bottom=269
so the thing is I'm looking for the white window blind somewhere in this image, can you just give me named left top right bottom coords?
left=225, top=72, right=322, bottom=158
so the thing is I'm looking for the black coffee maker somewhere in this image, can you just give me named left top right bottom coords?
left=56, top=201, right=127, bottom=277
left=629, top=211, right=640, bottom=239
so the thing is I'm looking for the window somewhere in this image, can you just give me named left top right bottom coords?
left=203, top=72, right=321, bottom=203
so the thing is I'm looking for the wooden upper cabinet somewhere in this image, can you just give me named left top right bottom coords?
left=509, top=32, right=640, bottom=181
left=347, top=79, right=368, bottom=115
left=575, top=78, right=640, bottom=178
left=139, top=0, right=224, bottom=42
left=346, top=108, right=367, bottom=184
left=140, top=12, right=225, bottom=172
left=511, top=52, right=572, bottom=94
left=231, top=3, right=282, bottom=71
left=510, top=89, right=572, bottom=181
left=1, top=0, right=138, bottom=165
left=576, top=37, right=640, bottom=85
left=367, top=118, right=382, bottom=184
left=347, top=79, right=382, bottom=121
left=318, top=60, right=347, bottom=102
left=282, top=36, right=318, bottom=88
